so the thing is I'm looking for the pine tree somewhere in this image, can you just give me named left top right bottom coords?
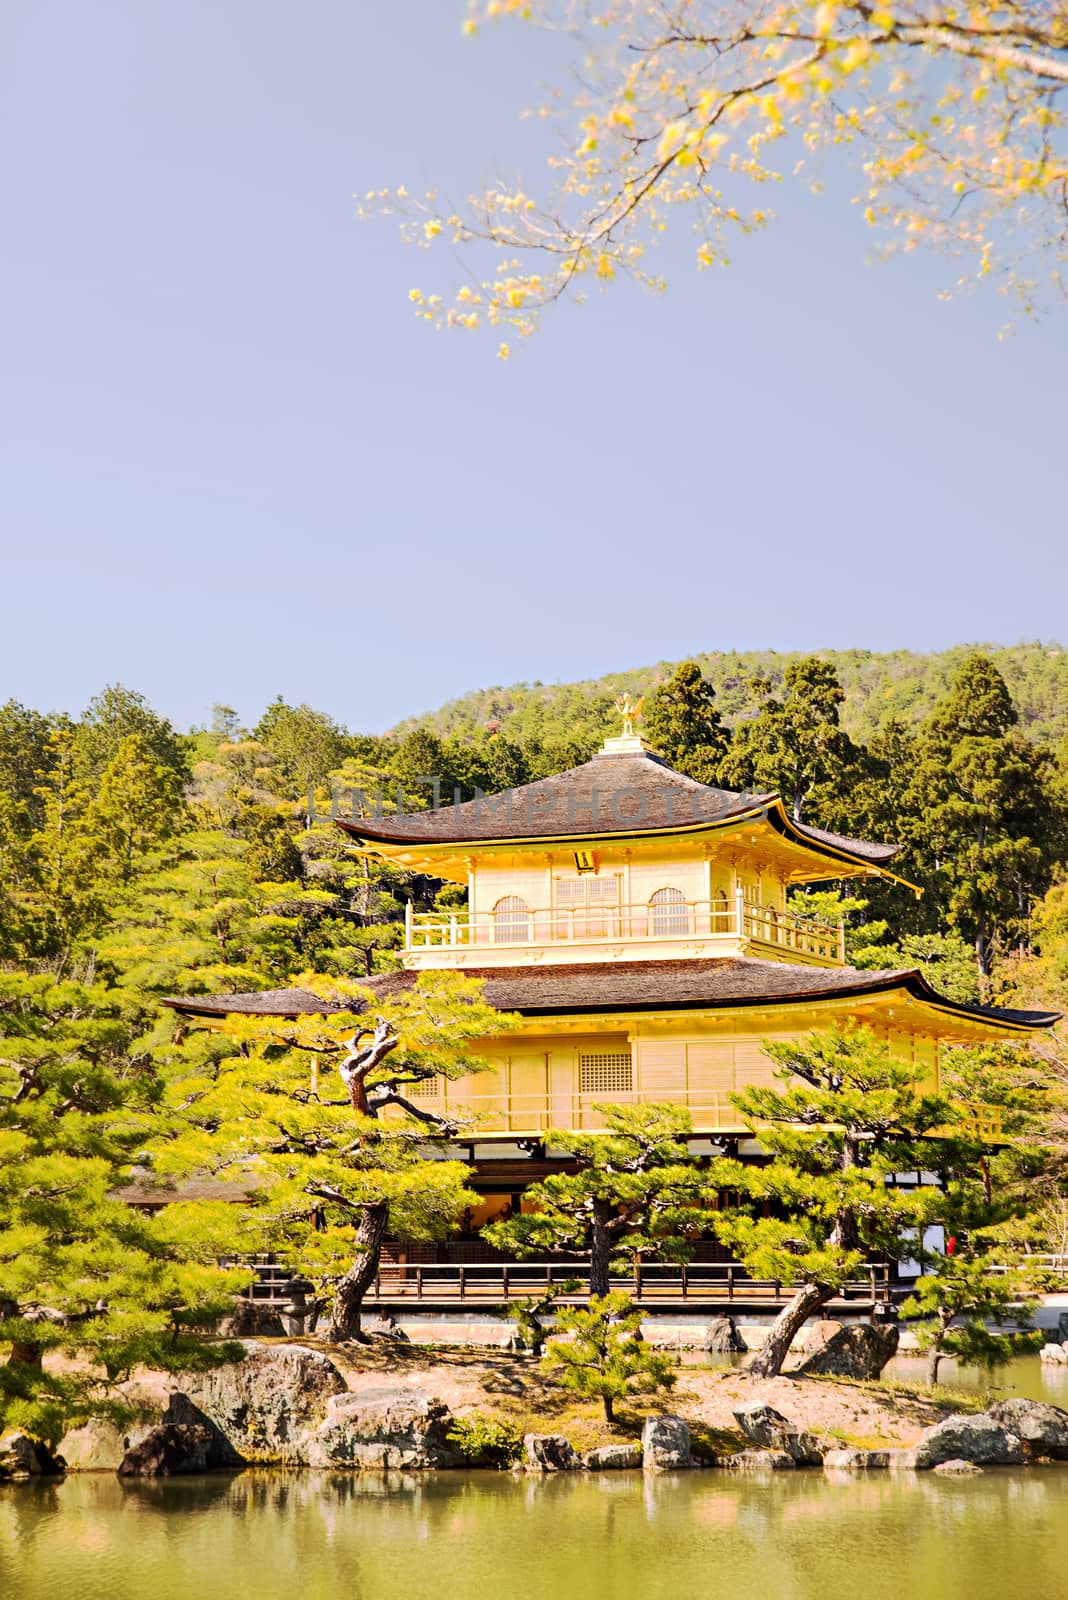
left=541, top=1292, right=676, bottom=1424
left=0, top=970, right=246, bottom=1444
left=715, top=1027, right=948, bottom=1377
left=485, top=1104, right=744, bottom=1296
left=154, top=971, right=518, bottom=1340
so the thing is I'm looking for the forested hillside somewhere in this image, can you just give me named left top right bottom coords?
left=395, top=644, right=1068, bottom=750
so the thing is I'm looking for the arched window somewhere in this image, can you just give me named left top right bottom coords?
left=648, top=886, right=689, bottom=937
left=710, top=889, right=729, bottom=932
left=493, top=895, right=531, bottom=944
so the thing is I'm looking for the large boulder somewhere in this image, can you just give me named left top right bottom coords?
left=704, top=1316, right=747, bottom=1355
left=307, top=1387, right=457, bottom=1470
left=642, top=1415, right=691, bottom=1470
left=586, top=1443, right=642, bottom=1470
left=180, top=1342, right=348, bottom=1464
left=733, top=1401, right=823, bottom=1466
left=60, top=1386, right=239, bottom=1472
left=798, top=1323, right=899, bottom=1381
left=118, top=1422, right=219, bottom=1477
left=912, top=1413, right=1024, bottom=1470
left=1039, top=1342, right=1068, bottom=1365
left=933, top=1458, right=983, bottom=1475
left=986, top=1398, right=1068, bottom=1460
left=523, top=1434, right=580, bottom=1472
left=0, top=1432, right=65, bottom=1480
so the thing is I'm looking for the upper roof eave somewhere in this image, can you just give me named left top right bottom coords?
left=336, top=792, right=905, bottom=880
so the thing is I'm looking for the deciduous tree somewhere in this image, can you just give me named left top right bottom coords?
left=387, top=2, right=1068, bottom=337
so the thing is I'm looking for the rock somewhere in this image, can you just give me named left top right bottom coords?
left=0, top=1432, right=65, bottom=1479
left=523, top=1433, right=580, bottom=1472
left=362, top=1315, right=410, bottom=1344
left=933, top=1458, right=983, bottom=1475
left=719, top=1449, right=795, bottom=1471
left=703, top=1316, right=747, bottom=1354
left=1039, top=1342, right=1068, bottom=1365
left=886, top=1449, right=919, bottom=1470
left=308, top=1387, right=457, bottom=1470
left=59, top=1417, right=133, bottom=1472
left=59, top=1387, right=239, bottom=1473
left=798, top=1323, right=899, bottom=1381
left=118, top=1422, right=220, bottom=1477
left=586, top=1443, right=643, bottom=1470
left=912, top=1414, right=1025, bottom=1470
left=823, top=1448, right=891, bottom=1470
left=220, top=1299, right=286, bottom=1338
left=986, top=1398, right=1068, bottom=1460
left=642, top=1415, right=691, bottom=1470
left=790, top=1319, right=843, bottom=1354
left=732, top=1402, right=823, bottom=1466
left=180, top=1342, right=348, bottom=1464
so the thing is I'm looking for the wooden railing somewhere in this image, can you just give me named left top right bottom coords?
left=368, top=1260, right=896, bottom=1306
left=406, top=894, right=843, bottom=964
left=387, top=1085, right=748, bottom=1134
left=390, top=1087, right=1004, bottom=1141
left=238, top=1256, right=895, bottom=1308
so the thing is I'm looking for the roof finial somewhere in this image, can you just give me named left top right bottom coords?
left=613, top=692, right=644, bottom=740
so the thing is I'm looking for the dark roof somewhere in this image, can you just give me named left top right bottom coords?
left=162, top=958, right=1060, bottom=1032
left=336, top=746, right=899, bottom=866
left=164, top=986, right=351, bottom=1019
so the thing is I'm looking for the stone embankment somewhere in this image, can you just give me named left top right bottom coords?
left=4, top=1337, right=1068, bottom=1480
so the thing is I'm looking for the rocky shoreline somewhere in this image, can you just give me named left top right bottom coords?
left=3, top=1339, right=1068, bottom=1482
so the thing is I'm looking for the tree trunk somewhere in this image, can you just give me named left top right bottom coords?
left=603, top=1393, right=615, bottom=1424
left=590, top=1200, right=613, bottom=1299
left=328, top=1202, right=390, bottom=1341
left=927, top=1348, right=944, bottom=1386
left=7, top=1341, right=43, bottom=1370
left=745, top=1281, right=832, bottom=1378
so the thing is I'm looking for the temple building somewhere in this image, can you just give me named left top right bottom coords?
left=165, top=706, right=1059, bottom=1263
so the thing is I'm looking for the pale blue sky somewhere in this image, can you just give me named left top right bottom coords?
left=2, top=2, right=1065, bottom=734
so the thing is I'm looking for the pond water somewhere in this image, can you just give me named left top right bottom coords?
left=4, top=1466, right=1068, bottom=1600
left=5, top=1356, right=1068, bottom=1600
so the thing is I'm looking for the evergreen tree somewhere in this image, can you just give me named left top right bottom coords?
left=254, top=698, right=352, bottom=796
left=905, top=654, right=1061, bottom=978
left=719, top=658, right=860, bottom=823
left=485, top=1104, right=744, bottom=1296
left=643, top=661, right=730, bottom=783
left=541, top=1292, right=676, bottom=1424
left=76, top=685, right=190, bottom=782
left=715, top=1027, right=948, bottom=1377
left=155, top=971, right=517, bottom=1339
left=0, top=970, right=246, bottom=1444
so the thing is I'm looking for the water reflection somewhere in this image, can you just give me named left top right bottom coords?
left=4, top=1465, right=1068, bottom=1600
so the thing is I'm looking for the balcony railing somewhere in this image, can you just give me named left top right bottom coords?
left=388, top=1085, right=748, bottom=1135
left=406, top=893, right=844, bottom=964
left=389, top=1087, right=1004, bottom=1142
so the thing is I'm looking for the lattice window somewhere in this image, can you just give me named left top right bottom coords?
left=493, top=895, right=530, bottom=943
left=649, top=886, right=689, bottom=936
left=408, top=1075, right=442, bottom=1100
left=579, top=1052, right=634, bottom=1095
left=588, top=877, right=619, bottom=904
left=556, top=878, right=585, bottom=906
